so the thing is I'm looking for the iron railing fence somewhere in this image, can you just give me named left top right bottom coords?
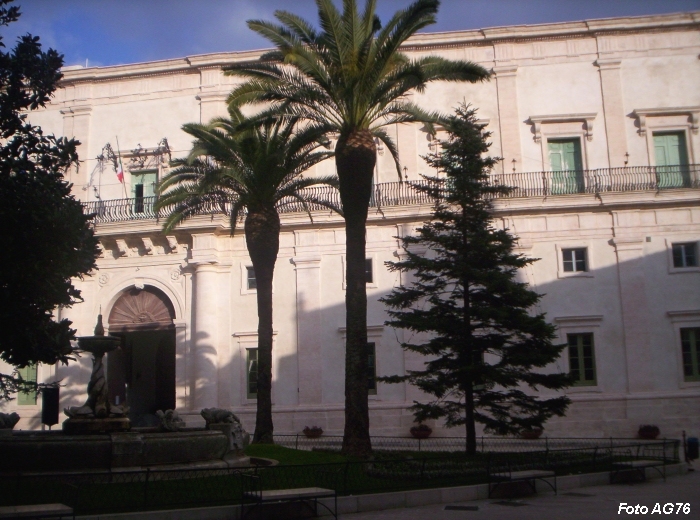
left=0, top=439, right=679, bottom=515
left=83, top=165, right=700, bottom=224
left=274, top=434, right=680, bottom=458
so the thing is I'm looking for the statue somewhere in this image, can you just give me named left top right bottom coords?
left=0, top=412, right=20, bottom=430
left=201, top=408, right=250, bottom=454
left=156, top=409, right=185, bottom=432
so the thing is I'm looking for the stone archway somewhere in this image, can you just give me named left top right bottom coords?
left=107, top=286, right=176, bottom=426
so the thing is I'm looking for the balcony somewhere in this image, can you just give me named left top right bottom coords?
left=83, top=165, right=700, bottom=224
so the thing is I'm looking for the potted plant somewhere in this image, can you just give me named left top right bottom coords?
left=410, top=423, right=433, bottom=439
left=520, top=427, right=544, bottom=439
left=0, top=412, right=19, bottom=436
left=303, top=426, right=323, bottom=438
left=638, top=425, right=660, bottom=440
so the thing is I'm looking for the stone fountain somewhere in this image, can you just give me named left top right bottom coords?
left=62, top=314, right=131, bottom=434
left=0, top=314, right=253, bottom=475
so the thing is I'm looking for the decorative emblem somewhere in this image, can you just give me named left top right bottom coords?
left=98, top=273, right=110, bottom=286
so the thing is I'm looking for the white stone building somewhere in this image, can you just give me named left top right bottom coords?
left=3, top=12, right=700, bottom=439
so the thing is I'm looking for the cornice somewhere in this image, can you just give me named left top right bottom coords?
left=58, top=11, right=699, bottom=85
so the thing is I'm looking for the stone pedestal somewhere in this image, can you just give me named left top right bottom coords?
left=62, top=417, right=131, bottom=434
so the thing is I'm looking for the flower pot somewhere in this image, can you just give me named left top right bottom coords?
left=410, top=426, right=432, bottom=439
left=520, top=429, right=543, bottom=439
left=303, top=428, right=323, bottom=438
left=638, top=431, right=659, bottom=440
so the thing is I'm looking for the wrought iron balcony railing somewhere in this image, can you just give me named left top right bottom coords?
left=83, top=164, right=699, bottom=224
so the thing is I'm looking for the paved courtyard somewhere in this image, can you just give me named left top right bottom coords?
left=338, top=468, right=698, bottom=520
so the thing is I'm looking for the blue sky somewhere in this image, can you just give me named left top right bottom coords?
left=2, top=0, right=699, bottom=68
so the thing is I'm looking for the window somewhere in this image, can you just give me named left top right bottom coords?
left=365, top=258, right=373, bottom=284
left=246, top=266, right=257, bottom=290
left=246, top=348, right=258, bottom=399
left=131, top=170, right=157, bottom=214
left=367, top=342, right=377, bottom=395
left=548, top=138, right=583, bottom=194
left=681, top=328, right=700, bottom=382
left=653, top=131, right=690, bottom=188
left=562, top=248, right=587, bottom=272
left=672, top=243, right=697, bottom=268
left=568, top=333, right=596, bottom=386
left=17, top=365, right=37, bottom=405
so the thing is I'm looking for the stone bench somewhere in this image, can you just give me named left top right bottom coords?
left=241, top=474, right=337, bottom=519
left=610, top=458, right=666, bottom=483
left=0, top=503, right=73, bottom=520
left=488, top=467, right=557, bottom=498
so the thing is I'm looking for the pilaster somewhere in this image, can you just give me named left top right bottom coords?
left=493, top=65, right=522, bottom=174
left=292, top=255, right=323, bottom=405
left=611, top=236, right=654, bottom=393
left=595, top=59, right=628, bottom=168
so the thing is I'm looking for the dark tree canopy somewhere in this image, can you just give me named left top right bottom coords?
left=381, top=106, right=571, bottom=454
left=0, top=0, right=98, bottom=398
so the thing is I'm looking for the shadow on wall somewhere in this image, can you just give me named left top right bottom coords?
left=5, top=240, right=700, bottom=439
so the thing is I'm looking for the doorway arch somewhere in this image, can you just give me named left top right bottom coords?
left=107, top=286, right=176, bottom=426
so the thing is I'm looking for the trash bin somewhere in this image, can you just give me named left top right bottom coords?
left=41, top=386, right=59, bottom=427
left=687, top=437, right=699, bottom=460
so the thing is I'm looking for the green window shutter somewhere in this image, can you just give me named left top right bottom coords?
left=17, top=365, right=38, bottom=405
left=568, top=333, right=596, bottom=386
left=246, top=348, right=258, bottom=399
left=548, top=139, right=583, bottom=194
left=681, top=328, right=700, bottom=382
left=130, top=171, right=158, bottom=213
left=654, top=132, right=689, bottom=188
left=367, top=342, right=377, bottom=395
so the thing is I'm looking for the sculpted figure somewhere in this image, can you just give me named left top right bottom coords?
left=156, top=409, right=185, bottom=432
left=201, top=408, right=250, bottom=454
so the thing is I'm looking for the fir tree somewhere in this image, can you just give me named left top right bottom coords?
left=381, top=105, right=571, bottom=455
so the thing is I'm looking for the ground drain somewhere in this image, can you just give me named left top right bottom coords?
left=444, top=505, right=479, bottom=511
left=563, top=492, right=595, bottom=497
left=492, top=500, right=528, bottom=507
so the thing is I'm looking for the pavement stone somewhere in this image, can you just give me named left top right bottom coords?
left=337, top=467, right=699, bottom=520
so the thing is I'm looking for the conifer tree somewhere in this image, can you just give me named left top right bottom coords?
left=381, top=105, right=571, bottom=455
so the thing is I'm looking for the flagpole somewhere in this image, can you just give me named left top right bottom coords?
left=115, top=136, right=127, bottom=199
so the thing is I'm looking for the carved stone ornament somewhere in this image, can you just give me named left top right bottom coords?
left=108, top=286, right=175, bottom=330
left=201, top=408, right=250, bottom=454
left=98, top=273, right=110, bottom=286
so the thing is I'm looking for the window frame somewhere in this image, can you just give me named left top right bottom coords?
left=246, top=348, right=258, bottom=399
left=233, top=331, right=276, bottom=405
left=554, top=315, right=603, bottom=392
left=246, top=266, right=257, bottom=290
left=668, top=310, right=700, bottom=388
left=367, top=342, right=377, bottom=395
left=666, top=239, right=700, bottom=274
left=16, top=365, right=38, bottom=406
left=556, top=244, right=594, bottom=279
left=567, top=333, right=597, bottom=387
left=341, top=254, right=379, bottom=289
left=339, top=325, right=383, bottom=399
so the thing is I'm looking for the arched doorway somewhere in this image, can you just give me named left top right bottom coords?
left=107, top=286, right=176, bottom=427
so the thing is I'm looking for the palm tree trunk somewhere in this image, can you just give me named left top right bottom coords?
left=245, top=207, right=280, bottom=444
left=336, top=129, right=376, bottom=458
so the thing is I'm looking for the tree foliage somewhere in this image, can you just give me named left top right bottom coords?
left=156, top=107, right=337, bottom=443
left=381, top=106, right=571, bottom=454
left=226, top=0, right=490, bottom=458
left=0, top=0, right=98, bottom=399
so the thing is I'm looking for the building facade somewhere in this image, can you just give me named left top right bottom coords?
left=3, top=12, right=700, bottom=439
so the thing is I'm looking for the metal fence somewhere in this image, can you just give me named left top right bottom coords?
left=0, top=438, right=679, bottom=515
left=274, top=434, right=680, bottom=456
left=83, top=165, right=700, bottom=224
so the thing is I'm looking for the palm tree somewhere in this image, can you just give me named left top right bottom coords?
left=225, top=0, right=490, bottom=457
left=156, top=109, right=336, bottom=443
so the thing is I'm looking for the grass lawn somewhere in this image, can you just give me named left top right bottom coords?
left=245, top=443, right=348, bottom=465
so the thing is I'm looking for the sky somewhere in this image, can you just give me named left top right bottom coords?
left=1, top=0, right=699, bottom=68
